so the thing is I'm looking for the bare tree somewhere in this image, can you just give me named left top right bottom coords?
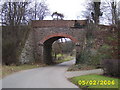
left=0, top=0, right=49, bottom=26
left=100, top=0, right=120, bottom=25
left=81, top=0, right=102, bottom=24
left=92, top=0, right=102, bottom=24
left=111, top=0, right=117, bottom=24
left=28, top=0, right=49, bottom=20
left=51, top=12, right=64, bottom=20
left=1, top=2, right=30, bottom=26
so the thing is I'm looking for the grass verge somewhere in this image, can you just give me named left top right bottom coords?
left=1, top=64, right=45, bottom=79
left=67, top=64, right=96, bottom=71
left=69, top=74, right=120, bottom=89
left=55, top=55, right=73, bottom=63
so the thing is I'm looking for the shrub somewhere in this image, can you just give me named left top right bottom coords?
left=2, top=26, right=29, bottom=65
left=101, top=59, right=120, bottom=77
left=2, top=41, right=18, bottom=65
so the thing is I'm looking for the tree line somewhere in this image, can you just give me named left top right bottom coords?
left=0, top=0, right=49, bottom=26
left=82, top=0, right=120, bottom=26
left=1, top=0, right=119, bottom=26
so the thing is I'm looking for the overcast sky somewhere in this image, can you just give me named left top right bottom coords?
left=44, top=0, right=87, bottom=20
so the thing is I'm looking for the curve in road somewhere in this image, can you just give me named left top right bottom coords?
left=2, top=60, right=78, bottom=88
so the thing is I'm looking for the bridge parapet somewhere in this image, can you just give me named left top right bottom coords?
left=31, top=20, right=87, bottom=28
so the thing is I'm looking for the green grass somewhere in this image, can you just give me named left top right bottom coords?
left=56, top=54, right=63, bottom=58
left=1, top=64, right=45, bottom=78
left=70, top=74, right=120, bottom=89
left=55, top=55, right=73, bottom=63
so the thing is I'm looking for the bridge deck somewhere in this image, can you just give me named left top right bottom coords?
left=31, top=20, right=87, bottom=28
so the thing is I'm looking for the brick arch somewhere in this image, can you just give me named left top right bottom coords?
left=40, top=33, right=79, bottom=44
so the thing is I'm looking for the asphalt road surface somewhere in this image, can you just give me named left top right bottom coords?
left=2, top=60, right=78, bottom=88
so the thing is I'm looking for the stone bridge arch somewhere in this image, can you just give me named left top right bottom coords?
left=20, top=20, right=87, bottom=64
left=39, top=33, right=79, bottom=64
left=40, top=33, right=79, bottom=44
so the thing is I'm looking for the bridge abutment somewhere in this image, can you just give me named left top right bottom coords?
left=43, top=43, right=53, bottom=64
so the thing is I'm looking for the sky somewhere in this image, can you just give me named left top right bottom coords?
left=44, top=0, right=87, bottom=20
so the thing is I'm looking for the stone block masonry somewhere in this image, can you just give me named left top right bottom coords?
left=19, top=20, right=87, bottom=64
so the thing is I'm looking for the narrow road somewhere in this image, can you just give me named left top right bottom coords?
left=2, top=60, right=78, bottom=88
